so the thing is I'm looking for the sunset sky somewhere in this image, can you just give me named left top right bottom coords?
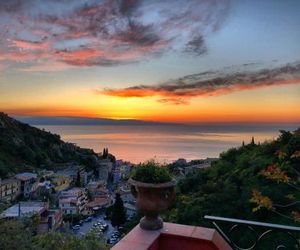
left=0, top=0, right=300, bottom=124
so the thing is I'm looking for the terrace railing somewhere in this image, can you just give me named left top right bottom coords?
left=205, top=215, right=300, bottom=250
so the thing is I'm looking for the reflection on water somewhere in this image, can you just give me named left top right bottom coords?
left=36, top=124, right=298, bottom=163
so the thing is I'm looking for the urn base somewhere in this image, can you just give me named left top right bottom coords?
left=139, top=216, right=163, bottom=230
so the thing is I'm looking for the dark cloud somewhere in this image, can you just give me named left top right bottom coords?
left=184, top=35, right=207, bottom=56
left=157, top=98, right=189, bottom=105
left=0, top=0, right=26, bottom=13
left=99, top=62, right=300, bottom=104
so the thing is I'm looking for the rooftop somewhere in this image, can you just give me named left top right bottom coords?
left=0, top=178, right=20, bottom=185
left=112, top=222, right=232, bottom=250
left=0, top=201, right=47, bottom=218
left=86, top=197, right=110, bottom=208
left=60, top=187, right=84, bottom=197
left=15, top=172, right=37, bottom=181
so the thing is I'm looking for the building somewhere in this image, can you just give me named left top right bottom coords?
left=0, top=201, right=62, bottom=234
left=86, top=181, right=109, bottom=199
left=85, top=197, right=111, bottom=214
left=0, top=178, right=21, bottom=202
left=124, top=202, right=137, bottom=218
left=52, top=174, right=72, bottom=192
left=184, top=158, right=218, bottom=176
left=15, top=172, right=38, bottom=198
left=120, top=163, right=132, bottom=180
left=59, top=187, right=88, bottom=214
left=55, top=165, right=89, bottom=186
left=98, top=159, right=113, bottom=182
left=38, top=209, right=63, bottom=234
left=120, top=183, right=135, bottom=203
left=0, top=201, right=48, bottom=219
left=113, top=170, right=121, bottom=184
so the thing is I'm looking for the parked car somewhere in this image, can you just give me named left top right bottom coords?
left=109, top=237, right=119, bottom=244
left=72, top=225, right=80, bottom=230
left=84, top=217, right=92, bottom=222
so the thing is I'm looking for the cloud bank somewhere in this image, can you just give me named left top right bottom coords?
left=99, top=62, right=300, bottom=104
left=0, top=0, right=230, bottom=71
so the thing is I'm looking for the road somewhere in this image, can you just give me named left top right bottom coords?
left=73, top=213, right=117, bottom=243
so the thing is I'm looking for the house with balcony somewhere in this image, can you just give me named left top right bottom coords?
left=15, top=172, right=38, bottom=198
left=58, top=187, right=88, bottom=214
left=38, top=209, right=63, bottom=234
left=0, top=178, right=21, bottom=202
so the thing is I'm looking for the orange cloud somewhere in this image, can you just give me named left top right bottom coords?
left=99, top=62, right=300, bottom=103
left=11, top=39, right=50, bottom=50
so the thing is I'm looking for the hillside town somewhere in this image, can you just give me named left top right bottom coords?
left=0, top=148, right=217, bottom=245
left=0, top=150, right=136, bottom=244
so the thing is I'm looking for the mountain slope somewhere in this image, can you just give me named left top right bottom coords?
left=0, top=112, right=102, bottom=178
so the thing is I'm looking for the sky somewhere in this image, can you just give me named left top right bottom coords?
left=0, top=0, right=300, bottom=124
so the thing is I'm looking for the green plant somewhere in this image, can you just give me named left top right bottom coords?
left=131, top=161, right=172, bottom=183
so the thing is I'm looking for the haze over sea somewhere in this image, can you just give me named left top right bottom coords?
left=36, top=124, right=299, bottom=163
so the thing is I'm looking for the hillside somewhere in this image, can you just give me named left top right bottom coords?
left=163, top=128, right=300, bottom=247
left=0, top=112, right=103, bottom=178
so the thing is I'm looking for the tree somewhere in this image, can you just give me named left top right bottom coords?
left=75, top=170, right=81, bottom=187
left=102, top=148, right=109, bottom=158
left=0, top=220, right=32, bottom=250
left=32, top=232, right=108, bottom=250
left=111, top=193, right=126, bottom=227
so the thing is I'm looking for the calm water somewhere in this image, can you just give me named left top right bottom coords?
left=37, top=124, right=298, bottom=163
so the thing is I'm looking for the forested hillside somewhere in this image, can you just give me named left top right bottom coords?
left=0, top=113, right=100, bottom=178
left=165, top=128, right=300, bottom=230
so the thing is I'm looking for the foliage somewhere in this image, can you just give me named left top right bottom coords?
left=32, top=232, right=108, bottom=250
left=75, top=170, right=82, bottom=187
left=0, top=220, right=32, bottom=250
left=131, top=160, right=172, bottom=183
left=111, top=193, right=127, bottom=227
left=250, top=189, right=273, bottom=212
left=163, top=128, right=300, bottom=242
left=0, top=219, right=108, bottom=250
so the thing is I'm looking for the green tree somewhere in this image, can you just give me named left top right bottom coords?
left=75, top=170, right=81, bottom=187
left=32, top=232, right=108, bottom=250
left=111, top=193, right=126, bottom=227
left=0, top=220, right=32, bottom=250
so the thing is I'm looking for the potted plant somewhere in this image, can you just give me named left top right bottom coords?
left=129, top=161, right=176, bottom=230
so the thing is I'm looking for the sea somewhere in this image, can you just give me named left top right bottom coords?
left=36, top=124, right=299, bottom=164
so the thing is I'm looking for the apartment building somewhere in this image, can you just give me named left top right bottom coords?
left=59, top=187, right=88, bottom=214
left=0, top=178, right=21, bottom=202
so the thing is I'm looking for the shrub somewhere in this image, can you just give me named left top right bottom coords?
left=131, top=160, right=172, bottom=183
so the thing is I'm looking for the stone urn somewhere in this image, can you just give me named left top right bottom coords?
left=129, top=178, right=176, bottom=230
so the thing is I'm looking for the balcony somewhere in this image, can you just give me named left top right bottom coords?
left=112, top=217, right=300, bottom=250
left=111, top=222, right=231, bottom=250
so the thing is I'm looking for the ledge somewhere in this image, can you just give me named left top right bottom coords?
left=112, top=222, right=232, bottom=250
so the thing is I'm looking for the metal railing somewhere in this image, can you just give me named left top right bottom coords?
left=205, top=215, right=300, bottom=250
